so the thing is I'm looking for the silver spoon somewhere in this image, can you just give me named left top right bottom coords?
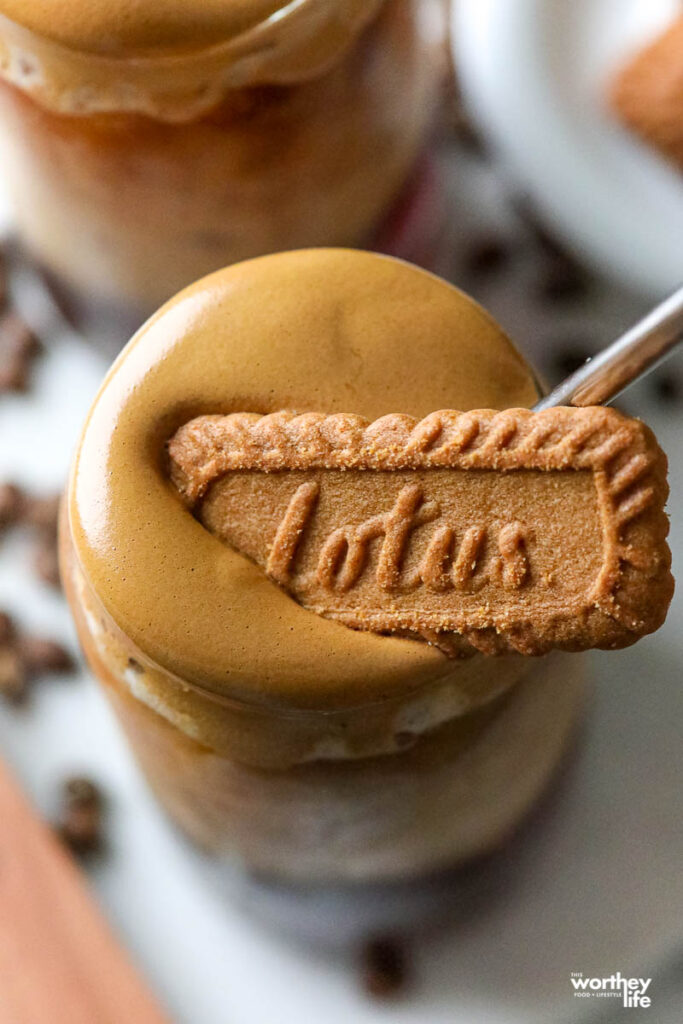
left=534, top=286, right=683, bottom=410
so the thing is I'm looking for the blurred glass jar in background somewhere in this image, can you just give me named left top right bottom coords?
left=0, top=0, right=445, bottom=337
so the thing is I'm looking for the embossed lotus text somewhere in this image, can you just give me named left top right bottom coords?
left=268, top=481, right=529, bottom=596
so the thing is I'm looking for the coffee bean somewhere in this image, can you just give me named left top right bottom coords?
left=538, top=256, right=590, bottom=304
left=56, top=776, right=105, bottom=856
left=64, top=776, right=101, bottom=807
left=33, top=537, right=61, bottom=588
left=0, top=610, right=73, bottom=706
left=0, top=646, right=27, bottom=704
left=0, top=249, right=7, bottom=312
left=464, top=236, right=511, bottom=279
left=360, top=936, right=409, bottom=999
left=0, top=484, right=61, bottom=541
left=18, top=635, right=74, bottom=675
left=0, top=482, right=24, bottom=529
left=0, top=312, right=40, bottom=393
left=0, top=611, right=16, bottom=645
left=651, top=372, right=682, bottom=405
left=23, top=493, right=60, bottom=535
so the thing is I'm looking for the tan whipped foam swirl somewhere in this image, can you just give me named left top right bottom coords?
left=68, top=250, right=539, bottom=712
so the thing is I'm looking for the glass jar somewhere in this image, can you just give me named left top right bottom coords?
left=0, top=0, right=445, bottom=338
left=60, top=248, right=587, bottom=884
left=62, top=534, right=585, bottom=881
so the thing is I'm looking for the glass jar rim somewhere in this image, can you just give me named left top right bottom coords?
left=0, top=0, right=385, bottom=121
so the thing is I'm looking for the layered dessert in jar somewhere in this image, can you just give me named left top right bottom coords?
left=0, top=0, right=444, bottom=335
left=60, top=249, right=673, bottom=883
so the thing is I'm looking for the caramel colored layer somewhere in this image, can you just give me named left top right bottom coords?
left=101, top=647, right=587, bottom=880
left=68, top=250, right=539, bottom=710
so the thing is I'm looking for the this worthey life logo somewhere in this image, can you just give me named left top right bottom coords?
left=570, top=972, right=652, bottom=1009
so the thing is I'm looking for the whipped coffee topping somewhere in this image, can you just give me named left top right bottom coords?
left=0, top=0, right=384, bottom=120
left=0, top=0, right=293, bottom=54
left=68, top=249, right=539, bottom=711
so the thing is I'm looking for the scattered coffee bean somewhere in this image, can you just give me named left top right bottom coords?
left=18, top=635, right=74, bottom=675
left=0, top=608, right=74, bottom=704
left=0, top=646, right=27, bottom=704
left=464, top=235, right=511, bottom=278
left=0, top=610, right=15, bottom=645
left=33, top=536, right=61, bottom=588
left=0, top=483, right=62, bottom=587
left=651, top=371, right=682, bottom=405
left=0, top=249, right=7, bottom=311
left=0, top=610, right=25, bottom=704
left=56, top=775, right=105, bottom=856
left=0, top=482, right=23, bottom=529
left=538, top=257, right=590, bottom=304
left=0, top=311, right=41, bottom=392
left=360, top=936, right=409, bottom=999
left=23, top=492, right=60, bottom=535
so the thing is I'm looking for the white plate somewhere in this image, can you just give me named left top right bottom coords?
left=453, top=0, right=683, bottom=298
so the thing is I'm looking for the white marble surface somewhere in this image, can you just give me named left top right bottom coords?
left=1, top=8, right=683, bottom=1020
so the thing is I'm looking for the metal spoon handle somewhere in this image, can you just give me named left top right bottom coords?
left=534, top=285, right=683, bottom=410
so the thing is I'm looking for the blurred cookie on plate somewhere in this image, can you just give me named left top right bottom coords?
left=610, top=13, right=683, bottom=171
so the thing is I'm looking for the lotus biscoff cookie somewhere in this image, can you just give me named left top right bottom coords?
left=168, top=405, right=671, bottom=657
